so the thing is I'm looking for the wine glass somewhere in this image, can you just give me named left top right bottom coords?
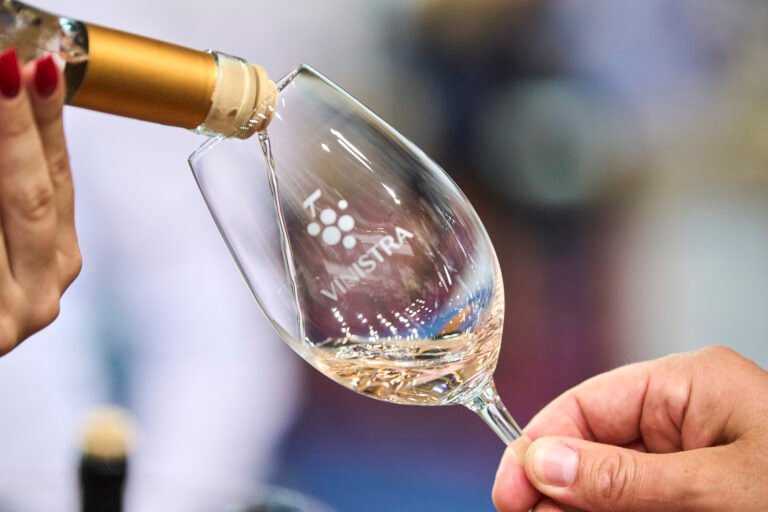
left=189, top=64, right=521, bottom=444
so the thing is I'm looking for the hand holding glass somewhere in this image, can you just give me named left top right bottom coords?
left=190, top=65, right=521, bottom=443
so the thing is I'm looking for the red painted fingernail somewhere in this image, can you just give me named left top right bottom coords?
left=0, top=47, right=21, bottom=98
left=34, top=54, right=58, bottom=97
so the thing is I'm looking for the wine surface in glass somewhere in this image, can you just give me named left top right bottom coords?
left=306, top=311, right=503, bottom=406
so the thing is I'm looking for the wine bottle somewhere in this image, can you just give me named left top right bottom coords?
left=0, top=0, right=276, bottom=137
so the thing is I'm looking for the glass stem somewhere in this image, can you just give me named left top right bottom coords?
left=465, top=380, right=522, bottom=445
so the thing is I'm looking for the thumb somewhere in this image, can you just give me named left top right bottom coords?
left=523, top=436, right=724, bottom=512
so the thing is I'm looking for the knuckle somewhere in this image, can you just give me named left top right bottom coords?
left=13, top=182, right=55, bottom=222
left=0, top=327, right=18, bottom=356
left=0, top=340, right=14, bottom=357
left=703, top=345, right=737, bottom=357
left=28, top=290, right=61, bottom=331
left=698, top=345, right=764, bottom=378
left=62, top=250, right=82, bottom=289
left=47, top=149, right=71, bottom=185
left=0, top=313, right=21, bottom=356
left=71, top=249, right=83, bottom=278
left=698, top=345, right=742, bottom=364
left=583, top=450, right=637, bottom=505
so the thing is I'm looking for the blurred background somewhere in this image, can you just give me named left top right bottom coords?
left=2, top=0, right=768, bottom=511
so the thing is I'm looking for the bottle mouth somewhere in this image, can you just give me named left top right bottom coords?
left=197, top=52, right=278, bottom=139
left=239, top=63, right=342, bottom=137
left=189, top=63, right=308, bottom=160
left=189, top=63, right=355, bottom=162
left=232, top=64, right=278, bottom=139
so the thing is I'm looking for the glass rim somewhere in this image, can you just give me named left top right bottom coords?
left=189, top=63, right=338, bottom=164
left=188, top=62, right=404, bottom=167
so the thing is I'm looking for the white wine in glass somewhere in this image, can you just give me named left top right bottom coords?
left=190, top=65, right=521, bottom=443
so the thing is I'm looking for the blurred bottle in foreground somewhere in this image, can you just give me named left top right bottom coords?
left=80, top=407, right=135, bottom=512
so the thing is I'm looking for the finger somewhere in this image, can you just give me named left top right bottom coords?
left=493, top=437, right=540, bottom=511
left=524, top=361, right=652, bottom=444
left=623, top=439, right=648, bottom=453
left=24, top=55, right=80, bottom=287
left=25, top=57, right=74, bottom=233
left=0, top=48, right=57, bottom=286
left=0, top=48, right=20, bottom=280
left=523, top=357, right=692, bottom=452
left=493, top=360, right=658, bottom=512
left=532, top=497, right=565, bottom=511
left=523, top=436, right=737, bottom=512
left=524, top=348, right=767, bottom=455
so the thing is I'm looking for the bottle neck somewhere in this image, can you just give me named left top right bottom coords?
left=68, top=24, right=218, bottom=131
left=1, top=2, right=276, bottom=137
left=69, top=23, right=276, bottom=138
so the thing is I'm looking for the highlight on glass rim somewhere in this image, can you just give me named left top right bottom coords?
left=1, top=2, right=767, bottom=511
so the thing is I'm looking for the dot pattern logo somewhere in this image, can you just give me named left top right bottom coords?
left=307, top=198, right=357, bottom=249
left=302, top=188, right=416, bottom=303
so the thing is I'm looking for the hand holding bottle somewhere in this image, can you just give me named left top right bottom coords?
left=493, top=346, right=768, bottom=511
left=0, top=48, right=81, bottom=355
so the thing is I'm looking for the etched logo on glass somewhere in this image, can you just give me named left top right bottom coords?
left=302, top=189, right=415, bottom=302
left=304, top=189, right=357, bottom=249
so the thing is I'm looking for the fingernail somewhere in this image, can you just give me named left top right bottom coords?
left=0, top=47, right=21, bottom=98
left=532, top=440, right=579, bottom=487
left=34, top=54, right=58, bottom=97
